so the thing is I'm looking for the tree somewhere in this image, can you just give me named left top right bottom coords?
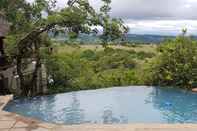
left=146, top=34, right=197, bottom=89
left=1, top=0, right=127, bottom=96
left=99, top=0, right=129, bottom=48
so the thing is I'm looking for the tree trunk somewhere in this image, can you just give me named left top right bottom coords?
left=16, top=56, right=29, bottom=96
left=16, top=23, right=56, bottom=97
left=29, top=40, right=41, bottom=96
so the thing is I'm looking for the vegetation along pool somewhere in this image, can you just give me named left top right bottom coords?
left=4, top=86, right=197, bottom=124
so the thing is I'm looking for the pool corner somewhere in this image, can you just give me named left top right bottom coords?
left=0, top=95, right=57, bottom=131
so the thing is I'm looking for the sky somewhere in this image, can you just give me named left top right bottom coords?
left=51, top=0, right=197, bottom=35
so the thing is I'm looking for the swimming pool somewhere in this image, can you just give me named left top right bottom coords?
left=4, top=86, right=197, bottom=124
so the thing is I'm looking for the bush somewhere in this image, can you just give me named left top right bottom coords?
left=145, top=36, right=197, bottom=89
left=44, top=47, right=141, bottom=93
left=80, top=49, right=97, bottom=61
left=136, top=51, right=155, bottom=60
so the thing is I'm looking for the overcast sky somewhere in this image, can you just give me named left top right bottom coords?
left=55, top=0, right=197, bottom=35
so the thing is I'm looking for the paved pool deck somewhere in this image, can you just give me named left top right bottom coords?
left=1, top=95, right=197, bottom=131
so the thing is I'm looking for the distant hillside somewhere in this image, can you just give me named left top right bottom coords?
left=125, top=34, right=175, bottom=43
left=52, top=33, right=197, bottom=44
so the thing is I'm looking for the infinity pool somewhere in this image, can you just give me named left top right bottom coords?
left=4, top=86, right=197, bottom=124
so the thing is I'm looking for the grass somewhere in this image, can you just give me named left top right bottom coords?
left=53, top=44, right=158, bottom=54
left=52, top=43, right=157, bottom=69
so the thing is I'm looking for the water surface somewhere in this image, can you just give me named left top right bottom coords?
left=4, top=86, right=197, bottom=124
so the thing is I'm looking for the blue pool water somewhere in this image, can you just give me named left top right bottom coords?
left=4, top=86, right=197, bottom=124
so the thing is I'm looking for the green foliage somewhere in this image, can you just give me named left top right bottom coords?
left=95, top=48, right=137, bottom=71
left=44, top=47, right=147, bottom=93
left=100, top=0, right=111, bottom=15
left=80, top=49, right=97, bottom=60
left=136, top=51, right=155, bottom=60
left=4, top=35, right=18, bottom=57
left=2, top=0, right=128, bottom=97
left=96, top=69, right=140, bottom=87
left=98, top=0, right=129, bottom=47
left=145, top=36, right=197, bottom=89
left=4, top=0, right=196, bottom=96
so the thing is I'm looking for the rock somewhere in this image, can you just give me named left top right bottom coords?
left=192, top=88, right=197, bottom=92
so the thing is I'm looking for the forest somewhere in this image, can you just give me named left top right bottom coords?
left=1, top=0, right=197, bottom=97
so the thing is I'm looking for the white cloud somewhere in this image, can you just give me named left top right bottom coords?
left=126, top=20, right=197, bottom=35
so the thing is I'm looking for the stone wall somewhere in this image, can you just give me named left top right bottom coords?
left=0, top=14, right=9, bottom=37
left=0, top=64, right=48, bottom=96
left=0, top=66, right=19, bottom=95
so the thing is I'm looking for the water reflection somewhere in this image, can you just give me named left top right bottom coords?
left=150, top=87, right=197, bottom=123
left=60, top=93, right=128, bottom=124
left=102, top=108, right=128, bottom=124
left=5, top=86, right=197, bottom=124
left=3, top=95, right=58, bottom=122
left=29, top=96, right=57, bottom=122
left=61, top=93, right=86, bottom=124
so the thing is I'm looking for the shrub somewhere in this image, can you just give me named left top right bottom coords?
left=145, top=36, right=197, bottom=89
left=80, top=50, right=97, bottom=61
left=44, top=47, right=141, bottom=93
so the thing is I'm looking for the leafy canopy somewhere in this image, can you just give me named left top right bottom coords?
left=0, top=0, right=128, bottom=96
left=146, top=35, right=197, bottom=89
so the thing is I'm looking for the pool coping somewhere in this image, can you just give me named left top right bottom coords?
left=1, top=95, right=197, bottom=131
